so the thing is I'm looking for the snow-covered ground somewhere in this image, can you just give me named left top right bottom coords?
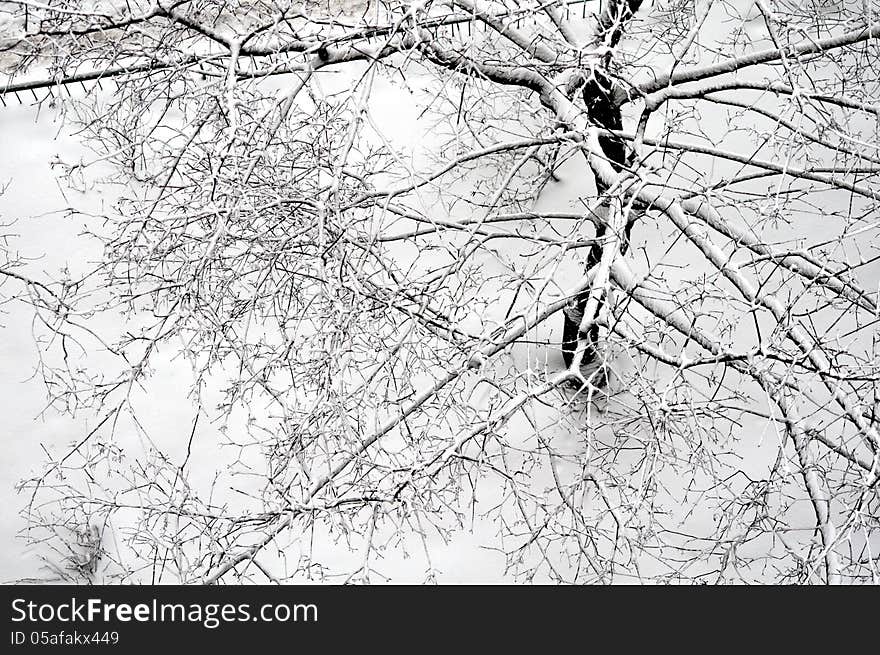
left=2, top=0, right=877, bottom=583
left=0, top=82, right=530, bottom=582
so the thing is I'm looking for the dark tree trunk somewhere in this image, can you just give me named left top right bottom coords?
left=561, top=72, right=632, bottom=369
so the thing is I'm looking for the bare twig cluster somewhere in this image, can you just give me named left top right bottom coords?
left=3, top=0, right=880, bottom=583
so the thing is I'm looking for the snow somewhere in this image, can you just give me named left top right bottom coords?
left=2, top=0, right=878, bottom=584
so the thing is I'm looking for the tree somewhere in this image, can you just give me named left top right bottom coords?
left=2, top=0, right=879, bottom=584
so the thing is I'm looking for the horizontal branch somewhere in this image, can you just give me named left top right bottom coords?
left=640, top=22, right=880, bottom=94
